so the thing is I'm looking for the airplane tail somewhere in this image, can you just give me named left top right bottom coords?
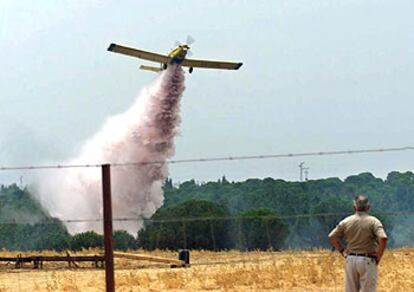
left=139, top=65, right=162, bottom=73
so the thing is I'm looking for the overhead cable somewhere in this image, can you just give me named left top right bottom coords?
left=1, top=146, right=413, bottom=171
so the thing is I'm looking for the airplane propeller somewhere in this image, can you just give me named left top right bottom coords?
left=173, top=35, right=195, bottom=57
left=174, top=35, right=195, bottom=48
left=185, top=35, right=195, bottom=56
left=186, top=35, right=195, bottom=45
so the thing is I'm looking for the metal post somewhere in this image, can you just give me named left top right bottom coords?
left=265, top=219, right=272, bottom=250
left=182, top=219, right=187, bottom=249
left=102, top=164, right=115, bottom=292
left=299, top=162, right=304, bottom=182
left=155, top=222, right=161, bottom=249
left=209, top=220, right=216, bottom=250
left=238, top=218, right=243, bottom=251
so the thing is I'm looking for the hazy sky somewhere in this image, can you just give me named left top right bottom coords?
left=1, top=0, right=413, bottom=183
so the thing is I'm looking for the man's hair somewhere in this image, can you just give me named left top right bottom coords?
left=353, top=194, right=370, bottom=211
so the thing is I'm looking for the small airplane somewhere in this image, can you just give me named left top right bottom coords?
left=107, top=37, right=243, bottom=74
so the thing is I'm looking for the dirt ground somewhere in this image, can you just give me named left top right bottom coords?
left=0, top=249, right=413, bottom=291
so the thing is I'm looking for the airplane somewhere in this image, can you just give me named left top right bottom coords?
left=107, top=39, right=243, bottom=74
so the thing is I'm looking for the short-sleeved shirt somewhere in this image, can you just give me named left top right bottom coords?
left=329, top=212, right=387, bottom=254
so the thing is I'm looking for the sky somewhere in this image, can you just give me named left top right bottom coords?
left=0, top=0, right=413, bottom=184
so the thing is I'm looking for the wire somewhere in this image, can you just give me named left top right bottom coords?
left=0, top=163, right=102, bottom=171
left=0, top=146, right=413, bottom=171
left=0, top=210, right=413, bottom=225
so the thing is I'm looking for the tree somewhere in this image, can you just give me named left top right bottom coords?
left=113, top=230, right=137, bottom=251
left=3, top=170, right=414, bottom=251
left=238, top=208, right=289, bottom=251
left=138, top=200, right=231, bottom=250
left=71, top=231, right=103, bottom=251
left=0, top=218, right=71, bottom=251
left=30, top=219, right=71, bottom=251
left=310, top=197, right=351, bottom=247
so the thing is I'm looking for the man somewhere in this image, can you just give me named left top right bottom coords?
left=328, top=195, right=388, bottom=292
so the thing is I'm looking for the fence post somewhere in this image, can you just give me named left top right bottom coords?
left=155, top=221, right=161, bottom=249
left=182, top=219, right=187, bottom=249
left=238, top=218, right=243, bottom=251
left=102, top=164, right=115, bottom=292
left=265, top=218, right=272, bottom=250
left=209, top=220, right=216, bottom=251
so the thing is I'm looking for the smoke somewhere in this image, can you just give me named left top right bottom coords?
left=32, top=65, right=185, bottom=234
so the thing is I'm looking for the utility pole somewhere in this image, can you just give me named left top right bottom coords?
left=102, top=164, right=115, bottom=292
left=298, top=162, right=305, bottom=182
left=304, top=167, right=309, bottom=181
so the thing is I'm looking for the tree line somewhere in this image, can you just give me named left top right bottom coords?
left=1, top=171, right=414, bottom=251
left=0, top=199, right=289, bottom=251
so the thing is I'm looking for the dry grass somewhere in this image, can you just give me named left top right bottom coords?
left=1, top=248, right=414, bottom=291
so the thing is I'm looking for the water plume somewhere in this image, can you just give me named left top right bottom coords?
left=33, top=65, right=185, bottom=234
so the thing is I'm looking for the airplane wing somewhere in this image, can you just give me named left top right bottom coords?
left=181, top=58, right=243, bottom=70
left=107, top=43, right=169, bottom=64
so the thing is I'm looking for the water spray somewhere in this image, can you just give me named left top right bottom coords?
left=33, top=65, right=185, bottom=234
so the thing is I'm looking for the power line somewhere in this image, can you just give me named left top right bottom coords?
left=0, top=146, right=413, bottom=171
left=299, top=162, right=305, bottom=181
left=1, top=211, right=413, bottom=225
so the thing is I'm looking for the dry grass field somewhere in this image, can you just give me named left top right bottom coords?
left=0, top=248, right=413, bottom=291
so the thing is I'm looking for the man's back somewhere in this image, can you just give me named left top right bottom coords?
left=328, top=195, right=388, bottom=292
left=330, top=212, right=387, bottom=254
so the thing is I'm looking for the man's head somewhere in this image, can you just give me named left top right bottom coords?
left=353, top=194, right=370, bottom=212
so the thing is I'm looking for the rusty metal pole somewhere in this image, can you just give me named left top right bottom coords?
left=102, top=164, right=115, bottom=292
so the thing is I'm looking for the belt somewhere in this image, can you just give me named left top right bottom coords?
left=348, top=253, right=377, bottom=259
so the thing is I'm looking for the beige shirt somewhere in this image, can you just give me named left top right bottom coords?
left=329, top=212, right=387, bottom=254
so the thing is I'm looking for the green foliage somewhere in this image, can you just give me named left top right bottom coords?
left=0, top=184, right=49, bottom=223
left=163, top=171, right=414, bottom=249
left=238, top=208, right=289, bottom=251
left=1, top=171, right=414, bottom=251
left=70, top=230, right=138, bottom=251
left=29, top=219, right=71, bottom=251
left=312, top=197, right=351, bottom=233
left=0, top=185, right=71, bottom=251
left=0, top=219, right=71, bottom=251
left=309, top=197, right=351, bottom=247
left=113, top=230, right=137, bottom=251
left=163, top=172, right=414, bottom=215
left=138, top=200, right=231, bottom=250
left=70, top=231, right=103, bottom=251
